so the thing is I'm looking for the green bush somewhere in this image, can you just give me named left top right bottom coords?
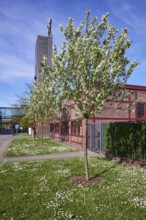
left=103, top=122, right=146, bottom=161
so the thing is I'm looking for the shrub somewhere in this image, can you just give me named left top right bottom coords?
left=103, top=122, right=146, bottom=161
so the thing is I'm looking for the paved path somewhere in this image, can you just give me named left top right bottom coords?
left=0, top=135, right=15, bottom=162
left=0, top=135, right=97, bottom=163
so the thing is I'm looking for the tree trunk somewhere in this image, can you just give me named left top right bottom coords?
left=41, top=123, right=44, bottom=146
left=83, top=117, right=89, bottom=180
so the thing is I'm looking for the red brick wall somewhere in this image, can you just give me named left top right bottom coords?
left=36, top=85, right=146, bottom=147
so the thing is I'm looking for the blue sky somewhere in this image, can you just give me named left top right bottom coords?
left=0, top=0, right=146, bottom=106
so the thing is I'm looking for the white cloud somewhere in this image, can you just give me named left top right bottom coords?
left=0, top=54, right=34, bottom=83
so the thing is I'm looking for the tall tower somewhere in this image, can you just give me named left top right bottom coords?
left=35, top=19, right=53, bottom=82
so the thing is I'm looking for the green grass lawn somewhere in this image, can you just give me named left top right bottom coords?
left=0, top=157, right=146, bottom=219
left=6, top=138, right=77, bottom=157
left=15, top=132, right=29, bottom=136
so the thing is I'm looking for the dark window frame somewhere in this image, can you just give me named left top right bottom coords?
left=137, top=103, right=145, bottom=118
left=61, top=122, right=69, bottom=135
left=71, top=120, right=82, bottom=135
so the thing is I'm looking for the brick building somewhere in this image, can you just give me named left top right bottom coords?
left=46, top=84, right=146, bottom=148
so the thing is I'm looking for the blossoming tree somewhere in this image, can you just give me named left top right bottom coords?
left=27, top=57, right=58, bottom=144
left=46, top=10, right=138, bottom=180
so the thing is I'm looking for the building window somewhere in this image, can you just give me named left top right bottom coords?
left=71, top=120, right=82, bottom=135
left=137, top=103, right=144, bottom=118
left=50, top=123, right=55, bottom=132
left=61, top=122, right=69, bottom=135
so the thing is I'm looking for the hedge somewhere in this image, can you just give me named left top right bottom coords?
left=103, top=122, right=146, bottom=161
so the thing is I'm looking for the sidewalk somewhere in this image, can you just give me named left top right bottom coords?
left=3, top=151, right=97, bottom=163
left=0, top=135, right=15, bottom=162
left=0, top=135, right=98, bottom=163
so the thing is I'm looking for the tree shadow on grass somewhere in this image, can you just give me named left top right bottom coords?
left=70, top=163, right=119, bottom=186
left=94, top=164, right=118, bottom=178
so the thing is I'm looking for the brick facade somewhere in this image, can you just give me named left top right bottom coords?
left=37, top=84, right=146, bottom=148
